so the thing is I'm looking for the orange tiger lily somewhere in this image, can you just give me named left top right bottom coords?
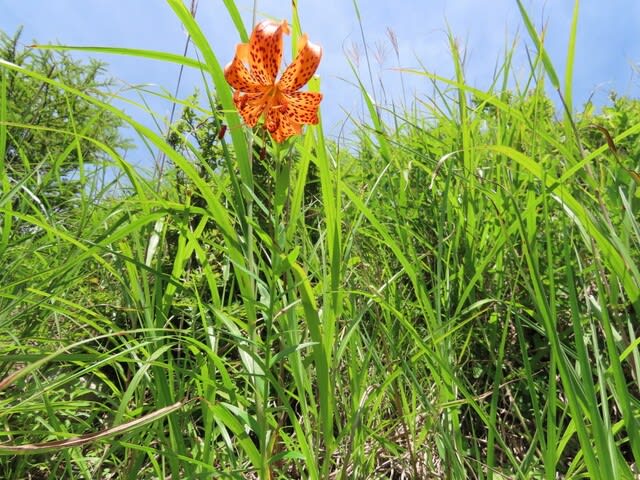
left=224, top=20, right=323, bottom=143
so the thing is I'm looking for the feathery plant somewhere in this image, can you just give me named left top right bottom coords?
left=1, top=0, right=639, bottom=479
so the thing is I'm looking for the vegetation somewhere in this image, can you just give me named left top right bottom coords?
left=0, top=28, right=129, bottom=212
left=1, top=1, right=639, bottom=479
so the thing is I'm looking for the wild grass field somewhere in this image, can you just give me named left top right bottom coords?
left=1, top=1, right=639, bottom=479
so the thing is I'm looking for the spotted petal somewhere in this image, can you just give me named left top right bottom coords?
left=278, top=34, right=322, bottom=93
left=233, top=91, right=268, bottom=127
left=248, top=19, right=290, bottom=85
left=281, top=91, right=323, bottom=125
left=224, top=44, right=264, bottom=93
left=265, top=107, right=302, bottom=143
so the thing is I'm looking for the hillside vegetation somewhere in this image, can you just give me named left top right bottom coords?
left=1, top=1, right=639, bottom=479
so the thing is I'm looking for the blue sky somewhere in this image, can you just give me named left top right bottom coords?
left=1, top=1, right=639, bottom=162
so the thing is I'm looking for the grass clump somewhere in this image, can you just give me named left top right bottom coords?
left=1, top=1, right=639, bottom=479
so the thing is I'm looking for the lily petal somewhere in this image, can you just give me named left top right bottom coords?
left=224, top=44, right=264, bottom=93
left=248, top=20, right=290, bottom=85
left=266, top=108, right=302, bottom=143
left=233, top=91, right=268, bottom=127
left=281, top=91, right=323, bottom=125
left=278, top=34, right=322, bottom=93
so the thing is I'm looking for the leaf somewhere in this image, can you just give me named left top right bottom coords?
left=0, top=399, right=188, bottom=455
left=590, top=123, right=618, bottom=155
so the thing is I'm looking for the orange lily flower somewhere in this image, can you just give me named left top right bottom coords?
left=224, top=19, right=323, bottom=143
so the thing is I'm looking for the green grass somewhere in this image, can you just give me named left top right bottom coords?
left=1, top=1, right=640, bottom=479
